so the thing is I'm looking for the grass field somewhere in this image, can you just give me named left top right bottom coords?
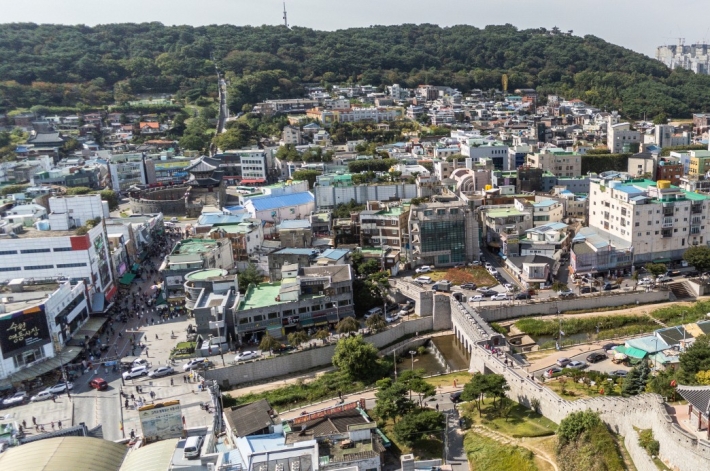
left=424, top=371, right=472, bottom=388
left=465, top=431, right=539, bottom=471
left=428, top=267, right=498, bottom=287
left=543, top=377, right=623, bottom=400
left=463, top=399, right=557, bottom=438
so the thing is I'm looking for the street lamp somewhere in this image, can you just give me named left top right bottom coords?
left=409, top=350, right=416, bottom=370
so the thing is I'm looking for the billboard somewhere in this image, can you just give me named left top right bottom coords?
left=0, top=305, right=50, bottom=359
left=138, top=401, right=183, bottom=440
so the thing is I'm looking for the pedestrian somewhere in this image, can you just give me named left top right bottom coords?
left=52, top=395, right=56, bottom=403
left=32, top=416, right=36, bottom=425
left=155, top=334, right=158, bottom=340
left=22, top=419, right=26, bottom=429
left=58, top=420, right=62, bottom=429
left=51, top=421, right=55, bottom=430
left=183, top=375, right=187, bottom=383
left=436, top=403, right=439, bottom=411
left=170, top=378, right=174, bottom=386
left=130, top=393, right=135, bottom=401
left=125, top=398, right=129, bottom=409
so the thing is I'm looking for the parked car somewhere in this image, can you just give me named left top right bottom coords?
left=580, top=286, right=598, bottom=294
left=567, top=360, right=587, bottom=370
left=603, top=282, right=620, bottom=291
left=415, top=266, right=432, bottom=274
left=2, top=391, right=28, bottom=406
left=30, top=389, right=53, bottom=402
left=558, top=290, right=575, bottom=298
left=170, top=217, right=179, bottom=223
left=454, top=263, right=466, bottom=269
left=385, top=313, right=400, bottom=323
left=460, top=283, right=476, bottom=290
left=469, top=295, right=484, bottom=302
left=484, top=262, right=493, bottom=269
left=235, top=351, right=260, bottom=362
left=503, top=283, right=514, bottom=292
left=543, top=367, right=562, bottom=378
left=556, top=357, right=572, bottom=367
left=491, top=293, right=510, bottom=301
left=638, top=278, right=654, bottom=286
left=656, top=275, right=673, bottom=283
left=684, top=270, right=699, bottom=278
left=479, top=289, right=498, bottom=297
left=148, top=366, right=175, bottom=378
left=89, top=378, right=108, bottom=390
left=450, top=391, right=463, bottom=403
left=364, top=307, right=383, bottom=319
left=132, top=358, right=149, bottom=368
left=602, top=343, right=621, bottom=352
left=488, top=268, right=498, bottom=275
left=471, top=261, right=482, bottom=266
left=403, top=300, right=415, bottom=309
left=385, top=302, right=399, bottom=313
left=48, top=382, right=73, bottom=394
left=610, top=370, right=629, bottom=378
left=586, top=352, right=608, bottom=363
left=397, top=309, right=409, bottom=317
left=183, top=358, right=213, bottom=371
left=415, top=276, right=433, bottom=284
left=514, top=292, right=532, bottom=300
left=123, top=366, right=149, bottom=380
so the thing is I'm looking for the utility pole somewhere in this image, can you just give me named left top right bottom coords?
left=282, top=2, right=288, bottom=28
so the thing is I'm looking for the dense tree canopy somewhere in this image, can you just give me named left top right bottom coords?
left=1, top=23, right=709, bottom=118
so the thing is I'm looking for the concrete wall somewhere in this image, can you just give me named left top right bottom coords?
left=130, top=185, right=189, bottom=216
left=388, top=278, right=434, bottom=317
left=450, top=297, right=710, bottom=471
left=477, top=290, right=670, bottom=322
left=206, top=317, right=433, bottom=388
left=432, top=293, right=452, bottom=331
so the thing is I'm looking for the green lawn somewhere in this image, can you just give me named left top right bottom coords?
left=543, top=376, right=623, bottom=400
left=464, top=431, right=539, bottom=471
left=463, top=399, right=557, bottom=438
left=424, top=371, right=472, bottom=388
left=381, top=422, right=443, bottom=460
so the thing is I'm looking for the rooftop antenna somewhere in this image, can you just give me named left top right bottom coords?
left=283, top=1, right=288, bottom=28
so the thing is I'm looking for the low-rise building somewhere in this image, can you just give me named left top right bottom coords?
left=359, top=201, right=409, bottom=250
left=268, top=248, right=319, bottom=280
left=234, top=264, right=354, bottom=342
left=183, top=268, right=237, bottom=342
left=244, top=192, right=315, bottom=223
left=526, top=148, right=581, bottom=177
left=277, top=220, right=313, bottom=248
left=480, top=199, right=534, bottom=257
left=160, top=238, right=234, bottom=295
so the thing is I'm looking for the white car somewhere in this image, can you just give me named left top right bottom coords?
left=504, top=283, right=514, bottom=292
left=2, top=391, right=28, bottom=406
left=235, top=351, right=260, bottom=362
left=30, top=389, right=54, bottom=402
left=567, top=360, right=587, bottom=370
left=48, top=382, right=73, bottom=394
left=148, top=366, right=175, bottom=378
left=122, top=366, right=149, bottom=380
left=183, top=358, right=213, bottom=371
left=415, top=266, right=432, bottom=274
left=638, top=278, right=654, bottom=286
left=133, top=358, right=149, bottom=368
left=492, top=293, right=510, bottom=301
left=488, top=268, right=498, bottom=275
left=469, top=295, right=484, bottom=302
left=484, top=262, right=493, bottom=269
left=385, top=313, right=400, bottom=323
left=656, top=275, right=673, bottom=283
left=415, top=276, right=433, bottom=284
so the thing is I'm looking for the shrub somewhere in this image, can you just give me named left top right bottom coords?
left=638, top=429, right=660, bottom=456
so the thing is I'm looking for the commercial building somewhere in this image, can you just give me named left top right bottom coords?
left=183, top=268, right=238, bottom=343
left=460, top=138, right=509, bottom=169
left=526, top=148, right=581, bottom=178
left=688, top=150, right=710, bottom=176
left=268, top=248, right=319, bottom=281
left=313, top=173, right=417, bottom=209
left=359, top=201, right=409, bottom=250
left=0, top=279, right=90, bottom=387
left=276, top=220, right=313, bottom=248
left=233, top=264, right=354, bottom=342
left=607, top=122, right=641, bottom=154
left=244, top=192, right=315, bottom=223
left=480, top=199, right=534, bottom=258
left=587, top=175, right=710, bottom=267
left=532, top=199, right=564, bottom=226
left=108, top=153, right=154, bottom=191
left=160, top=238, right=235, bottom=296
left=409, top=195, right=478, bottom=267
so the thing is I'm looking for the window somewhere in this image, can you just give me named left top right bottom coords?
left=53, top=247, right=72, bottom=252
left=21, top=248, right=50, bottom=254
left=24, top=265, right=54, bottom=270
left=0, top=250, right=17, bottom=255
left=267, top=312, right=278, bottom=319
left=56, top=263, right=87, bottom=268
left=0, top=267, right=21, bottom=272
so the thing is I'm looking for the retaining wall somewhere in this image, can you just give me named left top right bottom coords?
left=389, top=278, right=434, bottom=317
left=205, top=317, right=433, bottom=388
left=477, top=290, right=671, bottom=322
left=453, top=298, right=710, bottom=471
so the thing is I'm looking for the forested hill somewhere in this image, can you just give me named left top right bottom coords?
left=1, top=22, right=709, bottom=118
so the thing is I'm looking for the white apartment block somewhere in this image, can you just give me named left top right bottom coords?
left=526, top=149, right=582, bottom=177
left=607, top=122, right=641, bottom=154
left=108, top=153, right=151, bottom=191
left=588, top=176, right=710, bottom=265
left=460, top=139, right=509, bottom=164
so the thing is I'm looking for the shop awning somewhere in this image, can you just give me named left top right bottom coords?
left=301, top=319, right=315, bottom=327
left=119, top=273, right=137, bottom=285
left=0, top=346, right=83, bottom=388
left=653, top=258, right=671, bottom=264
left=156, top=292, right=167, bottom=306
left=241, top=179, right=266, bottom=184
left=68, top=317, right=109, bottom=345
left=105, top=285, right=118, bottom=302
left=615, top=345, right=647, bottom=359
left=91, top=293, right=105, bottom=313
left=132, top=263, right=141, bottom=272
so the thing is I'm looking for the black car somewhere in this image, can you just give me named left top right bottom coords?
left=515, top=292, right=531, bottom=300
left=602, top=343, right=620, bottom=351
left=684, top=270, right=699, bottom=278
left=586, top=352, right=607, bottom=363
left=480, top=289, right=498, bottom=297
left=460, top=283, right=477, bottom=290
left=450, top=391, right=462, bottom=403
left=610, top=370, right=628, bottom=378
left=580, top=286, right=598, bottom=294
left=385, top=303, right=399, bottom=313
left=602, top=283, right=619, bottom=291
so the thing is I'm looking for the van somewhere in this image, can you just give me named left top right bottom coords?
left=365, top=307, right=382, bottom=319
left=415, top=276, right=432, bottom=284
left=183, top=435, right=204, bottom=459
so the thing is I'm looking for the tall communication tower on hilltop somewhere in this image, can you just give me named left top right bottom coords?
left=283, top=2, right=289, bottom=28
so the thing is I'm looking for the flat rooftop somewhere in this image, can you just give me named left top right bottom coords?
left=185, top=269, right=228, bottom=281
left=239, top=282, right=285, bottom=310
left=3, top=226, right=78, bottom=239
left=484, top=208, right=527, bottom=218
left=171, top=238, right=221, bottom=255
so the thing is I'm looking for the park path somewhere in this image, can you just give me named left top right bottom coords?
left=471, top=424, right=559, bottom=471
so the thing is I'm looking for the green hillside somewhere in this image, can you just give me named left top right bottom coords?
left=0, top=23, right=708, bottom=118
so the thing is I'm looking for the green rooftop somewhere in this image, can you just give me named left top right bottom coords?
left=239, top=282, right=285, bottom=310
left=185, top=269, right=228, bottom=281
left=171, top=238, right=221, bottom=255
left=485, top=208, right=527, bottom=218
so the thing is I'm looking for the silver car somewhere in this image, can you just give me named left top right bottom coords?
left=148, top=366, right=175, bottom=378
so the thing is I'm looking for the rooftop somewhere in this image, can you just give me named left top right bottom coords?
left=533, top=199, right=559, bottom=208
left=484, top=208, right=528, bottom=218
left=277, top=220, right=311, bottom=230
left=185, top=268, right=228, bottom=282
left=225, top=399, right=275, bottom=438
left=239, top=282, right=284, bottom=310
left=247, top=192, right=314, bottom=211
left=171, top=238, right=223, bottom=255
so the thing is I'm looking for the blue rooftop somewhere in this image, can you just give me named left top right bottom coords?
left=533, top=199, right=558, bottom=208
left=277, top=219, right=311, bottom=230
left=197, top=213, right=247, bottom=226
left=248, top=192, right=314, bottom=211
left=318, top=248, right=349, bottom=260
left=612, top=185, right=644, bottom=196
left=275, top=248, right=318, bottom=256
left=626, top=336, right=669, bottom=354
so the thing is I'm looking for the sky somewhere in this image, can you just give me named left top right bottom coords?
left=2, top=0, right=709, bottom=57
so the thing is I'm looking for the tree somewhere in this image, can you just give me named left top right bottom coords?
left=621, top=361, right=650, bottom=396
left=336, top=316, right=360, bottom=335
left=96, top=189, right=119, bottom=211
left=365, top=314, right=387, bottom=333
left=461, top=372, right=487, bottom=417
left=287, top=330, right=310, bottom=349
left=393, top=410, right=445, bottom=446
left=259, top=333, right=281, bottom=354
left=358, top=259, right=381, bottom=277
left=679, top=335, right=710, bottom=383
left=557, top=410, right=603, bottom=447
left=237, top=264, right=263, bottom=294
left=484, top=374, right=510, bottom=410
left=332, top=335, right=380, bottom=382
left=398, top=370, right=436, bottom=405
left=374, top=380, right=413, bottom=423
left=683, top=246, right=710, bottom=273
left=645, top=263, right=667, bottom=278
left=695, top=370, right=710, bottom=385
left=291, top=169, right=322, bottom=189
left=552, top=281, right=567, bottom=293
left=65, top=186, right=92, bottom=195
left=313, top=328, right=331, bottom=344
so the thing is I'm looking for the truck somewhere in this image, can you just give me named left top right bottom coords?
left=432, top=281, right=451, bottom=292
